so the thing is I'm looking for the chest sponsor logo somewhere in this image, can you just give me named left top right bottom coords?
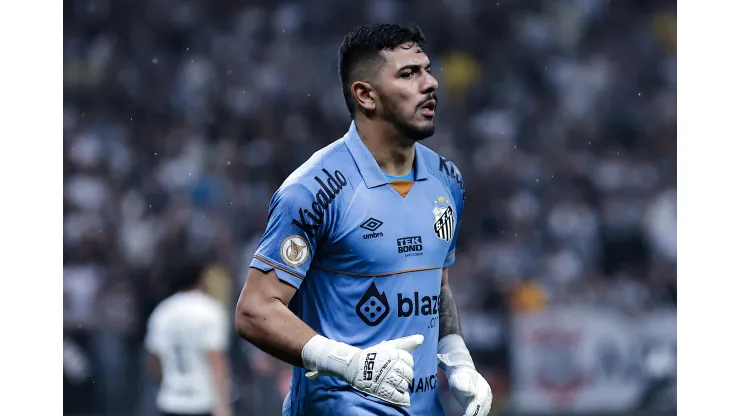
left=397, top=236, right=423, bottom=257
left=433, top=196, right=455, bottom=242
left=356, top=282, right=390, bottom=326
left=398, top=292, right=438, bottom=318
left=360, top=217, right=384, bottom=239
left=291, top=169, right=348, bottom=239
left=356, top=284, right=439, bottom=328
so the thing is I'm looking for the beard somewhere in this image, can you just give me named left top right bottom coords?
left=380, top=95, right=435, bottom=142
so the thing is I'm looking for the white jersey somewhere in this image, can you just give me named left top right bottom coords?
left=145, top=291, right=229, bottom=414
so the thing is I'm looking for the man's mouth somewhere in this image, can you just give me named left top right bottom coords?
left=420, top=100, right=436, bottom=117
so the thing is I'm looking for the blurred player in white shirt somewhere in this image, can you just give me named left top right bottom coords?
left=145, top=260, right=232, bottom=416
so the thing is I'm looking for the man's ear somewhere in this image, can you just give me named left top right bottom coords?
left=352, top=80, right=377, bottom=113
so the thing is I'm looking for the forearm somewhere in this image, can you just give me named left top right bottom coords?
left=145, top=352, right=162, bottom=381
left=438, top=281, right=463, bottom=340
left=235, top=299, right=317, bottom=367
left=207, top=352, right=232, bottom=413
left=438, top=282, right=475, bottom=370
left=213, top=374, right=230, bottom=412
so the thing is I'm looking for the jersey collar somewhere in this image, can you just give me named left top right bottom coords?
left=344, top=121, right=431, bottom=188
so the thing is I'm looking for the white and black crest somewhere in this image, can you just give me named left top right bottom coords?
left=432, top=196, right=455, bottom=242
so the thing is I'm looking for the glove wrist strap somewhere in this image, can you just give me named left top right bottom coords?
left=437, top=334, right=475, bottom=372
left=301, top=335, right=359, bottom=377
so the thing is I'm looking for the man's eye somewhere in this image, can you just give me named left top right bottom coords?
left=400, top=72, right=413, bottom=79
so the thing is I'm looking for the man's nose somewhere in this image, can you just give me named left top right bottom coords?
left=421, top=73, right=438, bottom=94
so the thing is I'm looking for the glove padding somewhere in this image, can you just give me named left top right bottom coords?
left=444, top=364, right=493, bottom=416
left=438, top=335, right=492, bottom=416
left=305, top=334, right=424, bottom=407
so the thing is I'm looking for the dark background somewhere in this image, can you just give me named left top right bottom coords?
left=63, top=0, right=677, bottom=414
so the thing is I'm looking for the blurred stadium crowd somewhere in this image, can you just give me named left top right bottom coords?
left=63, top=0, right=676, bottom=414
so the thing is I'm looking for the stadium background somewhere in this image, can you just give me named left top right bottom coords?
left=63, top=0, right=677, bottom=414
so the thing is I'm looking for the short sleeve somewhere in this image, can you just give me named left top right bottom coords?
left=250, top=183, right=325, bottom=289
left=144, top=314, right=162, bottom=353
left=443, top=163, right=465, bottom=269
left=202, top=307, right=229, bottom=351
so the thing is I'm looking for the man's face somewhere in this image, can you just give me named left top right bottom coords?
left=374, top=43, right=439, bottom=141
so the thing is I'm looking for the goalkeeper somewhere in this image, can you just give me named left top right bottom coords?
left=236, top=23, right=493, bottom=416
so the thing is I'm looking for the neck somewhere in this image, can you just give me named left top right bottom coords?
left=355, top=116, right=416, bottom=177
left=183, top=283, right=205, bottom=294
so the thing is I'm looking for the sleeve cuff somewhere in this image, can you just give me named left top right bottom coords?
left=443, top=251, right=456, bottom=268
left=250, top=256, right=305, bottom=289
left=144, top=336, right=157, bottom=353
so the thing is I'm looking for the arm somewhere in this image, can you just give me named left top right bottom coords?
left=235, top=267, right=317, bottom=367
left=235, top=259, right=423, bottom=407
left=436, top=161, right=492, bottom=414
left=437, top=266, right=473, bottom=371
left=438, top=157, right=466, bottom=341
left=235, top=180, right=422, bottom=407
left=146, top=352, right=162, bottom=381
left=203, top=307, right=234, bottom=416
left=206, top=349, right=232, bottom=416
left=144, top=314, right=163, bottom=381
left=438, top=267, right=463, bottom=339
left=437, top=267, right=493, bottom=416
left=234, top=183, right=325, bottom=367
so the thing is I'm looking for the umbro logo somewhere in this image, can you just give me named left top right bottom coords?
left=361, top=218, right=384, bottom=240
left=360, top=218, right=383, bottom=232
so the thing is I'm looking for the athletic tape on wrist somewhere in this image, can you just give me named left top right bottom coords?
left=302, top=335, right=358, bottom=377
left=437, top=334, right=475, bottom=370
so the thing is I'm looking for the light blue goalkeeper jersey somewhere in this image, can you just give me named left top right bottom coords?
left=250, top=121, right=465, bottom=416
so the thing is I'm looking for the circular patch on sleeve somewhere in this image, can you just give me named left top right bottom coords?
left=280, top=235, right=310, bottom=267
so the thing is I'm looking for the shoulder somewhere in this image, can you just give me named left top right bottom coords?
left=416, top=143, right=466, bottom=203
left=196, top=295, right=227, bottom=322
left=276, top=138, right=358, bottom=201
left=148, top=297, right=173, bottom=326
left=267, top=138, right=360, bottom=238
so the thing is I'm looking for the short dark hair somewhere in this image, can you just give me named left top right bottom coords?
left=168, top=257, right=208, bottom=293
left=338, top=23, right=426, bottom=117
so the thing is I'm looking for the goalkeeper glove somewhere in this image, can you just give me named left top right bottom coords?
left=438, top=335, right=493, bottom=416
left=302, top=334, right=424, bottom=407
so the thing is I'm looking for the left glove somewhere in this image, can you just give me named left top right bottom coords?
left=438, top=335, right=493, bottom=416
left=302, top=334, right=424, bottom=407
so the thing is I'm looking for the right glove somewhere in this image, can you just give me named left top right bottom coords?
left=302, top=334, right=424, bottom=407
left=438, top=335, right=492, bottom=416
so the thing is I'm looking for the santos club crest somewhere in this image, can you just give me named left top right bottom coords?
left=432, top=196, right=455, bottom=242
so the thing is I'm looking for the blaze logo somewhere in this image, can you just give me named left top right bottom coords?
left=397, top=292, right=439, bottom=318
left=356, top=284, right=440, bottom=327
left=355, top=282, right=390, bottom=326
